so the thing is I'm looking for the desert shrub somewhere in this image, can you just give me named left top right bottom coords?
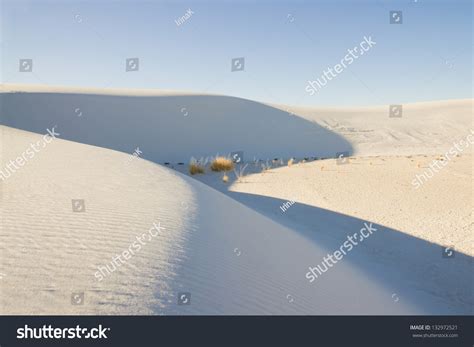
left=189, top=160, right=205, bottom=175
left=210, top=156, right=234, bottom=172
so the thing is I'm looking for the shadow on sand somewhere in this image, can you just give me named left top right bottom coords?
left=1, top=91, right=352, bottom=163
left=221, top=190, right=473, bottom=315
left=2, top=90, right=471, bottom=314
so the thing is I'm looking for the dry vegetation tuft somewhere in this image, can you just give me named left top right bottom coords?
left=210, top=156, right=234, bottom=172
left=189, top=162, right=205, bottom=175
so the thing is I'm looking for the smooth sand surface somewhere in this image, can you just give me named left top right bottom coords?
left=226, top=155, right=473, bottom=256
left=273, top=99, right=473, bottom=156
left=1, top=125, right=441, bottom=315
left=0, top=84, right=352, bottom=162
left=180, top=154, right=473, bottom=315
left=1, top=84, right=472, bottom=314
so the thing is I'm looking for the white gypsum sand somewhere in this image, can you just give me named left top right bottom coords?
left=179, top=99, right=473, bottom=314
left=0, top=85, right=472, bottom=314
left=1, top=125, right=446, bottom=315
left=0, top=84, right=352, bottom=163
left=272, top=99, right=473, bottom=156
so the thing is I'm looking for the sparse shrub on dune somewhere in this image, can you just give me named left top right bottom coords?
left=210, top=156, right=234, bottom=172
left=189, top=159, right=205, bottom=175
left=189, top=163, right=205, bottom=175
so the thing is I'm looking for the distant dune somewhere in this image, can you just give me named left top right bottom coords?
left=273, top=99, right=473, bottom=156
left=0, top=84, right=352, bottom=163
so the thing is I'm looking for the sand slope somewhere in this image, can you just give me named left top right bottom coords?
left=276, top=99, right=473, bottom=156
left=1, top=125, right=464, bottom=315
left=0, top=85, right=472, bottom=315
left=0, top=125, right=194, bottom=314
left=185, top=154, right=473, bottom=315
left=0, top=84, right=352, bottom=163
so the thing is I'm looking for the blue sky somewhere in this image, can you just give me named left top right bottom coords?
left=1, top=0, right=472, bottom=106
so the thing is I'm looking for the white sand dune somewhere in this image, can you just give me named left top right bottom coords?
left=3, top=84, right=470, bottom=161
left=275, top=99, right=473, bottom=156
left=1, top=125, right=440, bottom=315
left=0, top=84, right=352, bottom=163
left=0, top=126, right=194, bottom=314
left=0, top=85, right=472, bottom=315
left=186, top=154, right=473, bottom=315
left=184, top=98, right=473, bottom=315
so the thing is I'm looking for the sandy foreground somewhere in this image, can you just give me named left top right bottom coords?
left=1, top=125, right=436, bottom=315
left=0, top=84, right=472, bottom=315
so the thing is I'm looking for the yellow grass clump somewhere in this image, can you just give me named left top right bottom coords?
left=210, top=156, right=234, bottom=172
left=287, top=158, right=294, bottom=167
left=189, top=162, right=205, bottom=175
